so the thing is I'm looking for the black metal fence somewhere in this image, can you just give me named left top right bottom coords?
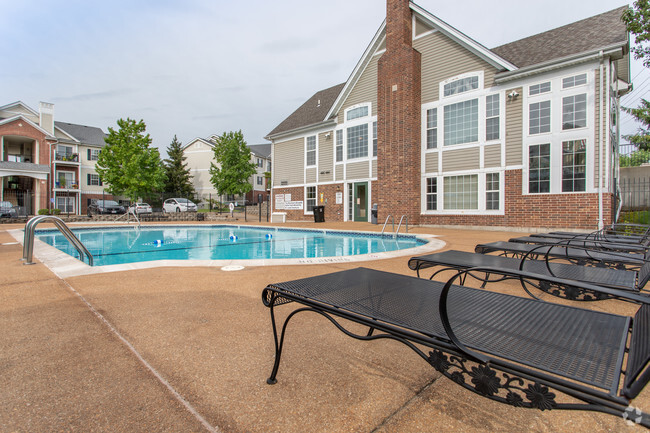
left=619, top=143, right=650, bottom=167
left=618, top=177, right=650, bottom=225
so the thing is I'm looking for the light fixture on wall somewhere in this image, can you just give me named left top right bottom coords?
left=325, top=132, right=331, bottom=139
left=507, top=90, right=520, bottom=100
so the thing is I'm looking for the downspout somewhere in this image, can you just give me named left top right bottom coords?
left=598, top=50, right=604, bottom=230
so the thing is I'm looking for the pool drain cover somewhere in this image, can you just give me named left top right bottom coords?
left=221, top=265, right=245, bottom=271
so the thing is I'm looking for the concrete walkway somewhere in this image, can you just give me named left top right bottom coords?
left=0, top=221, right=647, bottom=432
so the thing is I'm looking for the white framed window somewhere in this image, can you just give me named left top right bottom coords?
left=443, top=174, right=478, bottom=210
left=529, top=82, right=551, bottom=96
left=267, top=161, right=272, bottom=171
left=335, top=130, right=343, bottom=162
left=306, top=136, right=316, bottom=166
left=56, top=171, right=76, bottom=187
left=486, top=173, right=500, bottom=210
left=443, top=75, right=479, bottom=97
left=444, top=99, right=478, bottom=146
left=346, top=105, right=369, bottom=121
left=528, top=143, right=551, bottom=194
left=305, top=186, right=316, bottom=213
left=562, top=94, right=587, bottom=130
left=56, top=196, right=75, bottom=213
left=562, top=73, right=587, bottom=89
left=372, top=121, right=378, bottom=157
left=426, top=108, right=438, bottom=149
left=57, top=144, right=73, bottom=156
left=426, top=178, right=437, bottom=210
left=257, top=176, right=263, bottom=185
left=529, top=101, right=551, bottom=135
left=562, top=139, right=586, bottom=192
left=88, top=149, right=100, bottom=161
left=485, top=94, right=500, bottom=141
left=87, top=173, right=102, bottom=186
left=347, top=124, right=368, bottom=159
left=257, top=157, right=264, bottom=168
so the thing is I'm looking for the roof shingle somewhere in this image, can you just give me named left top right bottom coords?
left=55, top=121, right=107, bottom=146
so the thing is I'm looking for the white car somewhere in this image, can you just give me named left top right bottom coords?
left=163, top=198, right=197, bottom=213
left=129, top=203, right=152, bottom=215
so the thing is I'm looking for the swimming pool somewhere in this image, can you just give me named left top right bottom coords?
left=34, top=225, right=430, bottom=267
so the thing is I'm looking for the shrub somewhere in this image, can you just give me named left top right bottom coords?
left=37, top=209, right=50, bottom=215
left=51, top=208, right=61, bottom=215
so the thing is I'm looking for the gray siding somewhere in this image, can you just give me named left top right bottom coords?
left=415, top=31, right=499, bottom=104
left=484, top=144, right=501, bottom=168
left=318, top=131, right=334, bottom=182
left=346, top=161, right=369, bottom=180
left=337, top=55, right=379, bottom=123
left=424, top=152, right=439, bottom=173
left=335, top=164, right=344, bottom=180
left=273, top=137, right=304, bottom=185
left=442, top=148, right=479, bottom=172
left=505, top=87, right=523, bottom=166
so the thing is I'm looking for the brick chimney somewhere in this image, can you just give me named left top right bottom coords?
left=377, top=0, right=421, bottom=224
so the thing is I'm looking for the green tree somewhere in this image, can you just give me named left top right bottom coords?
left=209, top=131, right=257, bottom=201
left=96, top=118, right=165, bottom=201
left=163, top=135, right=195, bottom=196
left=622, top=99, right=650, bottom=151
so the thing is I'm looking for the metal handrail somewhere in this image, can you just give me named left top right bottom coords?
left=23, top=215, right=93, bottom=265
left=381, top=215, right=394, bottom=235
left=396, top=215, right=408, bottom=235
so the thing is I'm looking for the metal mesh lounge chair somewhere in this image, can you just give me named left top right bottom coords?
left=262, top=267, right=650, bottom=427
left=510, top=235, right=649, bottom=254
left=538, top=230, right=650, bottom=247
left=408, top=250, right=650, bottom=301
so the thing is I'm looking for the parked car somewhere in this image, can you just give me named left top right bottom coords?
left=162, top=198, right=197, bottom=212
left=0, top=201, right=17, bottom=218
left=128, top=203, right=152, bottom=215
left=88, top=200, right=126, bottom=215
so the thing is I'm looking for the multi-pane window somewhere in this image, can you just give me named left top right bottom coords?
left=57, top=144, right=73, bottom=157
left=306, top=136, right=316, bottom=166
left=529, top=101, right=551, bottom=134
left=373, top=121, right=378, bottom=157
left=346, top=106, right=369, bottom=121
left=562, top=139, right=586, bottom=192
left=426, top=178, right=437, bottom=210
left=426, top=108, right=438, bottom=149
left=87, top=174, right=102, bottom=186
left=485, top=94, right=500, bottom=141
left=306, top=186, right=316, bottom=212
left=529, top=143, right=551, bottom=193
left=267, top=161, right=272, bottom=171
left=56, top=171, right=75, bottom=187
left=486, top=173, right=500, bottom=210
left=562, top=73, right=587, bottom=89
left=257, top=176, right=263, bottom=185
left=257, top=158, right=264, bottom=168
left=529, top=82, right=551, bottom=95
left=562, top=94, right=587, bottom=130
left=88, top=149, right=100, bottom=161
left=347, top=124, right=368, bottom=159
left=444, top=99, right=478, bottom=145
left=56, top=196, right=74, bottom=213
left=443, top=76, right=479, bottom=97
left=335, top=130, right=343, bottom=162
left=443, top=174, right=478, bottom=210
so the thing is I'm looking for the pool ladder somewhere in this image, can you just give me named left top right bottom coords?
left=22, top=215, right=93, bottom=265
left=381, top=215, right=408, bottom=237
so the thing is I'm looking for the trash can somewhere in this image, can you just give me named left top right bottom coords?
left=371, top=203, right=378, bottom=224
left=313, top=206, right=325, bottom=223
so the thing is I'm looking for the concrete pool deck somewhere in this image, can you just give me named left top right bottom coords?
left=1, top=220, right=648, bottom=432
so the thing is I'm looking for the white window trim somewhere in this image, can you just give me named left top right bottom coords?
left=528, top=81, right=552, bottom=96
left=304, top=185, right=317, bottom=215
left=344, top=102, right=371, bottom=122
left=420, top=170, right=504, bottom=215
left=561, top=72, right=589, bottom=90
left=439, top=71, right=484, bottom=100
left=527, top=99, right=552, bottom=137
left=304, top=135, right=317, bottom=168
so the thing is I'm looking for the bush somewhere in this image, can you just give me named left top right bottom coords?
left=51, top=208, right=61, bottom=215
left=37, top=209, right=50, bottom=215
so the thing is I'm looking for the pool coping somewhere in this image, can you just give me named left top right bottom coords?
left=9, top=223, right=445, bottom=278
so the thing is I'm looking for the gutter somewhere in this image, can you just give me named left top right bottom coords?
left=264, top=118, right=337, bottom=142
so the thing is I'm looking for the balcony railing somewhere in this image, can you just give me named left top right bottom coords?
left=54, top=153, right=79, bottom=163
left=55, top=182, right=79, bottom=190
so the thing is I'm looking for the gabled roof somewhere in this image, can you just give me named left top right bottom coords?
left=55, top=121, right=107, bottom=146
left=249, top=143, right=272, bottom=159
left=0, top=115, right=56, bottom=140
left=0, top=101, right=38, bottom=118
left=491, top=6, right=629, bottom=69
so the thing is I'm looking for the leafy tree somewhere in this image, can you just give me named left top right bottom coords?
left=96, top=118, right=165, bottom=201
left=622, top=99, right=650, bottom=151
left=209, top=131, right=257, bottom=200
left=163, top=135, right=195, bottom=196
left=622, top=1, right=650, bottom=67
left=620, top=148, right=650, bottom=166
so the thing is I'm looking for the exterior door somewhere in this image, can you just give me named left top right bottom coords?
left=353, top=182, right=368, bottom=222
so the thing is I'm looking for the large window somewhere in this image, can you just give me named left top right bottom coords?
left=486, top=173, right=500, bottom=210
left=444, top=99, right=478, bottom=146
left=346, top=106, right=369, bottom=121
left=485, top=94, right=500, bottom=141
left=443, top=76, right=479, bottom=97
left=56, top=196, right=74, bottom=213
left=56, top=171, right=76, bottom=188
left=88, top=149, right=100, bottom=161
left=306, top=186, right=316, bottom=212
left=443, top=174, right=478, bottom=210
left=529, top=101, right=551, bottom=135
left=562, top=94, right=587, bottom=130
left=426, top=178, right=437, bottom=210
left=306, top=136, right=316, bottom=166
left=562, top=139, right=586, bottom=192
left=335, top=130, right=343, bottom=162
left=347, top=124, right=368, bottom=159
left=426, top=108, right=438, bottom=149
left=87, top=174, right=102, bottom=186
left=529, top=143, right=550, bottom=193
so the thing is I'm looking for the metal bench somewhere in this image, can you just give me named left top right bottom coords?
left=262, top=267, right=650, bottom=427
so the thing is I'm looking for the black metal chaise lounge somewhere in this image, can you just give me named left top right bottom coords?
left=262, top=267, right=650, bottom=426
left=510, top=235, right=649, bottom=254
left=536, top=231, right=650, bottom=247
left=408, top=250, right=650, bottom=301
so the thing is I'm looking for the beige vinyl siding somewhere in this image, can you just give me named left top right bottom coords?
left=372, top=159, right=377, bottom=178
left=424, top=152, right=439, bottom=173
left=442, top=148, right=479, bottom=172
left=337, top=55, right=379, bottom=123
left=318, top=132, right=333, bottom=182
left=273, top=137, right=304, bottom=186
left=484, top=144, right=501, bottom=168
left=346, top=161, right=369, bottom=180
left=335, top=164, right=344, bottom=180
left=616, top=54, right=629, bottom=82
left=415, top=18, right=433, bottom=37
left=305, top=167, right=317, bottom=184
left=191, top=169, right=216, bottom=193
left=415, top=32, right=499, bottom=104
left=505, top=87, right=523, bottom=166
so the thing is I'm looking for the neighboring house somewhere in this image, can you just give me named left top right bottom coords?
left=183, top=136, right=271, bottom=205
left=266, top=0, right=631, bottom=229
left=0, top=101, right=113, bottom=215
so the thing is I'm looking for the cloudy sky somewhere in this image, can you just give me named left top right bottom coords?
left=1, top=0, right=647, bottom=154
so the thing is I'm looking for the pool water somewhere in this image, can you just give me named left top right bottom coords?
left=35, top=225, right=426, bottom=266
